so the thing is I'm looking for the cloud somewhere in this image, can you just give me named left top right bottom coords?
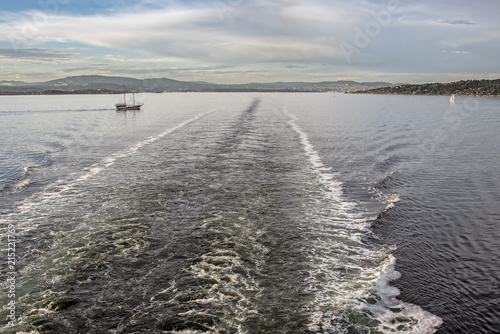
left=57, top=62, right=241, bottom=78
left=0, top=1, right=349, bottom=64
left=439, top=19, right=474, bottom=25
left=0, top=0, right=499, bottom=84
left=442, top=50, right=470, bottom=54
left=0, top=48, right=78, bottom=62
left=285, top=64, right=307, bottom=69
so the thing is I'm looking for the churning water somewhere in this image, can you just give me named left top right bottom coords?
left=1, top=93, right=499, bottom=333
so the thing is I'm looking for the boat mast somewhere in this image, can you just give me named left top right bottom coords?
left=133, top=92, right=136, bottom=105
left=123, top=85, right=126, bottom=105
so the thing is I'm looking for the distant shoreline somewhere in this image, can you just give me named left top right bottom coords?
left=0, top=74, right=388, bottom=95
left=2, top=90, right=499, bottom=96
left=0, top=90, right=340, bottom=95
left=1, top=77, right=499, bottom=96
left=356, top=91, right=500, bottom=97
left=354, top=79, right=500, bottom=97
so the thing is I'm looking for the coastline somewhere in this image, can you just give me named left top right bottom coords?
left=354, top=79, right=500, bottom=97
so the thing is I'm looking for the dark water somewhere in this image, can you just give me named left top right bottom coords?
left=0, top=93, right=498, bottom=333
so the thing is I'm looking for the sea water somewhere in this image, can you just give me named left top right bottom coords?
left=1, top=93, right=499, bottom=333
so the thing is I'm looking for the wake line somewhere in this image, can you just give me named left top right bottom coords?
left=79, top=109, right=214, bottom=182
left=2, top=110, right=214, bottom=218
left=282, top=108, right=442, bottom=334
left=283, top=108, right=352, bottom=214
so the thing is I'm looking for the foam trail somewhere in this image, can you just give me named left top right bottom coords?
left=359, top=256, right=444, bottom=333
left=1, top=110, right=213, bottom=217
left=283, top=108, right=442, bottom=333
left=76, top=110, right=212, bottom=182
left=284, top=108, right=353, bottom=214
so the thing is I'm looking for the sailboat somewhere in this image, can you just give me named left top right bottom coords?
left=115, top=86, right=143, bottom=111
left=450, top=94, right=456, bottom=103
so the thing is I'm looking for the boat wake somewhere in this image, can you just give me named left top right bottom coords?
left=3, top=110, right=214, bottom=216
left=284, top=108, right=442, bottom=333
left=1, top=99, right=443, bottom=333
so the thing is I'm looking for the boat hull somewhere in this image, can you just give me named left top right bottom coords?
left=115, top=104, right=142, bottom=111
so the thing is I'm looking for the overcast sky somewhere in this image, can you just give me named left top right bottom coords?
left=0, top=0, right=499, bottom=83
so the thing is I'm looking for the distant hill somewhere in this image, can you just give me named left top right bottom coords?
left=0, top=75, right=392, bottom=95
left=357, top=79, right=500, bottom=96
left=0, top=80, right=29, bottom=86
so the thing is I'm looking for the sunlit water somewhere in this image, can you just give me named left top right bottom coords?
left=0, top=93, right=498, bottom=333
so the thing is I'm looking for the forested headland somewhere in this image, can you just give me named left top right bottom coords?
left=357, top=79, right=500, bottom=96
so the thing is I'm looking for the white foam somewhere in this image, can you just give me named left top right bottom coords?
left=383, top=193, right=400, bottom=211
left=12, top=176, right=31, bottom=192
left=283, top=108, right=442, bottom=333
left=284, top=108, right=352, bottom=213
left=1, top=110, right=213, bottom=219
left=74, top=110, right=212, bottom=183
left=360, top=256, right=443, bottom=333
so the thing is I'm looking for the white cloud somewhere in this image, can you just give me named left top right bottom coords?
left=0, top=48, right=78, bottom=62
left=442, top=50, right=470, bottom=54
left=0, top=0, right=498, bottom=83
left=0, top=1, right=349, bottom=63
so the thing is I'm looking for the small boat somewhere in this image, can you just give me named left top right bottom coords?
left=450, top=94, right=456, bottom=102
left=115, top=86, right=143, bottom=111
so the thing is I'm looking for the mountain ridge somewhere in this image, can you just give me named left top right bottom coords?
left=0, top=75, right=393, bottom=94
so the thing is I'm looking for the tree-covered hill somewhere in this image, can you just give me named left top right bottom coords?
left=357, top=79, right=500, bottom=96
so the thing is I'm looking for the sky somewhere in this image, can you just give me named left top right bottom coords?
left=0, top=0, right=499, bottom=84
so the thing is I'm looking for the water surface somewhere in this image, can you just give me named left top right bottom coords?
left=1, top=93, right=498, bottom=333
